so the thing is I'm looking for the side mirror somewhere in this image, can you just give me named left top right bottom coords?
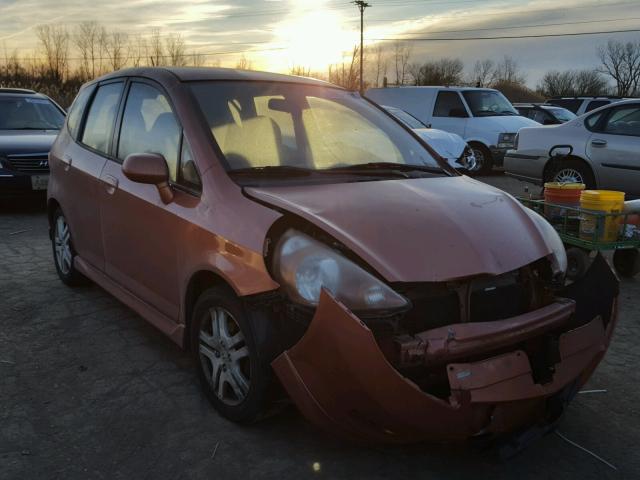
left=449, top=108, right=468, bottom=118
left=122, top=152, right=174, bottom=204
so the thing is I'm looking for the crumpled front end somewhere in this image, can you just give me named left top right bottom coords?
left=272, top=254, right=618, bottom=443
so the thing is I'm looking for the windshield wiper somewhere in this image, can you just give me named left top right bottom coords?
left=500, top=111, right=518, bottom=116
left=323, top=162, right=442, bottom=176
left=8, top=126, right=58, bottom=130
left=229, top=165, right=314, bottom=177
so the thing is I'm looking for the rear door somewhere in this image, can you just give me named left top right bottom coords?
left=99, top=79, right=201, bottom=320
left=586, top=103, right=640, bottom=195
left=52, top=81, right=124, bottom=271
left=429, top=90, right=468, bottom=137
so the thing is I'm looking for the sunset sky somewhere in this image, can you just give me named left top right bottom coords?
left=1, top=0, right=640, bottom=85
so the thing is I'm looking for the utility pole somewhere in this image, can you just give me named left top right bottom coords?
left=353, top=1, right=370, bottom=94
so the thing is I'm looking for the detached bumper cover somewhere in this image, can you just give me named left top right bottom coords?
left=272, top=254, right=618, bottom=443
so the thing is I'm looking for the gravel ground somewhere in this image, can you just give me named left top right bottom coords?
left=1, top=175, right=638, bottom=479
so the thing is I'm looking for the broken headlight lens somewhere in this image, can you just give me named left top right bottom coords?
left=525, top=208, right=568, bottom=278
left=272, top=229, right=408, bottom=311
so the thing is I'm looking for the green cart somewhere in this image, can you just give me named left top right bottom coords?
left=518, top=197, right=640, bottom=279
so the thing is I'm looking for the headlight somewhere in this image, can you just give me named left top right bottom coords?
left=272, top=229, right=409, bottom=312
left=497, top=133, right=517, bottom=149
left=525, top=208, right=567, bottom=278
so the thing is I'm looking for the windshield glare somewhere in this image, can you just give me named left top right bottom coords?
left=462, top=90, right=518, bottom=117
left=190, top=82, right=441, bottom=173
left=386, top=107, right=426, bottom=129
left=0, top=96, right=64, bottom=130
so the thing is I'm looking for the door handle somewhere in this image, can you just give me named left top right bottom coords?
left=591, top=139, right=607, bottom=147
left=102, top=174, right=119, bottom=194
left=61, top=155, right=72, bottom=171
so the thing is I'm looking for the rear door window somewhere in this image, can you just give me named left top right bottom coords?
left=118, top=82, right=181, bottom=181
left=547, top=99, right=581, bottom=113
left=81, top=82, right=124, bottom=155
left=602, top=105, right=640, bottom=136
left=67, top=85, right=95, bottom=139
left=433, top=91, right=466, bottom=117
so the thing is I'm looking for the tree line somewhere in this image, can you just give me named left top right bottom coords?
left=1, top=20, right=639, bottom=106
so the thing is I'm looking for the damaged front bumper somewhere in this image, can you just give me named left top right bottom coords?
left=271, top=254, right=619, bottom=443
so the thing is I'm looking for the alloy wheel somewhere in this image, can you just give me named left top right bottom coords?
left=554, top=168, right=583, bottom=184
left=54, top=215, right=72, bottom=275
left=471, top=147, right=485, bottom=173
left=198, top=307, right=251, bottom=406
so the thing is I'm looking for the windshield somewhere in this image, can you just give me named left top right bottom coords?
left=190, top=82, right=442, bottom=175
left=384, top=106, right=427, bottom=129
left=545, top=106, right=576, bottom=122
left=0, top=96, right=64, bottom=130
left=462, top=90, right=518, bottom=117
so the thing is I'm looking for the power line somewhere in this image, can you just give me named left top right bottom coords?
left=370, top=28, right=640, bottom=42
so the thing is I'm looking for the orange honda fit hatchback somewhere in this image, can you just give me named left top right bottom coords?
left=48, top=67, right=619, bottom=444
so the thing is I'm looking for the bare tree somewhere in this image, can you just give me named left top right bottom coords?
left=597, top=39, right=640, bottom=96
left=492, top=55, right=525, bottom=85
left=235, top=54, right=253, bottom=70
left=189, top=51, right=206, bottom=67
left=128, top=34, right=147, bottom=67
left=393, top=42, right=411, bottom=86
left=538, top=70, right=575, bottom=97
left=409, top=57, right=464, bottom=86
left=574, top=70, right=609, bottom=96
left=36, top=24, right=70, bottom=82
left=369, top=44, right=388, bottom=88
left=74, top=21, right=106, bottom=79
left=471, top=59, right=495, bottom=87
left=103, top=30, right=129, bottom=71
left=148, top=28, right=164, bottom=66
left=328, top=46, right=361, bottom=90
left=290, top=65, right=312, bottom=77
left=165, top=33, right=187, bottom=66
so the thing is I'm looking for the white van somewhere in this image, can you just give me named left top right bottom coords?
left=366, top=86, right=539, bottom=173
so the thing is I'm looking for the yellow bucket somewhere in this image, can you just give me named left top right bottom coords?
left=580, top=190, right=625, bottom=242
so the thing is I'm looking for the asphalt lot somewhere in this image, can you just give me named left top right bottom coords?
left=1, top=174, right=639, bottom=480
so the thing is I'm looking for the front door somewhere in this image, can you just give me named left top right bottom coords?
left=428, top=90, right=468, bottom=137
left=587, top=103, right=640, bottom=196
left=99, top=80, right=197, bottom=320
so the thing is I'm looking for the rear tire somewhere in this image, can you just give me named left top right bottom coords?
left=566, top=247, right=590, bottom=280
left=51, top=208, right=88, bottom=286
left=469, top=143, right=493, bottom=175
left=190, top=287, right=279, bottom=423
left=546, top=158, right=596, bottom=189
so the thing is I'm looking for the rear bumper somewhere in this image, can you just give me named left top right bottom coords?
left=272, top=254, right=619, bottom=443
left=504, top=152, right=546, bottom=183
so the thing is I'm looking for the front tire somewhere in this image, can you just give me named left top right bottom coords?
left=613, top=249, right=640, bottom=278
left=51, top=208, right=88, bottom=286
left=469, top=143, right=493, bottom=175
left=191, top=287, right=278, bottom=423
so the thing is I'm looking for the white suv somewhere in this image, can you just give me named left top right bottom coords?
left=505, top=100, right=640, bottom=196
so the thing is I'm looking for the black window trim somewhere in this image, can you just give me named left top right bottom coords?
left=433, top=90, right=469, bottom=118
left=76, top=78, right=127, bottom=161
left=113, top=76, right=201, bottom=197
left=66, top=83, right=96, bottom=140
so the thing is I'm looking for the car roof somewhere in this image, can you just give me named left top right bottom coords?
left=369, top=86, right=496, bottom=92
left=0, top=88, right=49, bottom=99
left=94, top=66, right=336, bottom=88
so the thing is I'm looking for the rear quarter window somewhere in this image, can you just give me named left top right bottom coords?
left=66, top=85, right=95, bottom=140
left=585, top=100, right=610, bottom=112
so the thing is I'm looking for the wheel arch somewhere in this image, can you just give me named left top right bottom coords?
left=47, top=197, right=61, bottom=228
left=183, top=269, right=238, bottom=351
left=543, top=155, right=596, bottom=186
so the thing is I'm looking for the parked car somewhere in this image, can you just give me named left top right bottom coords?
left=381, top=105, right=477, bottom=172
left=0, top=88, right=66, bottom=199
left=505, top=99, right=640, bottom=196
left=514, top=103, right=576, bottom=125
left=544, top=96, right=633, bottom=115
left=48, top=67, right=618, bottom=443
left=365, top=86, right=538, bottom=174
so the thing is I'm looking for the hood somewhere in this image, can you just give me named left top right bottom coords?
left=0, top=130, right=58, bottom=155
left=247, top=176, right=553, bottom=283
left=413, top=128, right=466, bottom=160
left=474, top=115, right=539, bottom=132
